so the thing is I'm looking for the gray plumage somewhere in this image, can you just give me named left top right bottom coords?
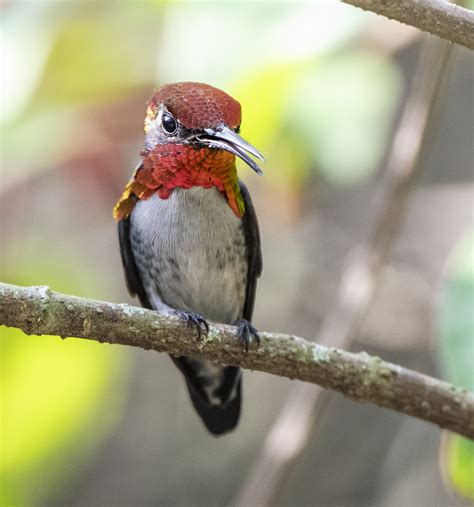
left=119, top=181, right=261, bottom=434
left=129, top=187, right=247, bottom=324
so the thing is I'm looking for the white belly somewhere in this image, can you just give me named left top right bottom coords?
left=129, top=187, right=247, bottom=324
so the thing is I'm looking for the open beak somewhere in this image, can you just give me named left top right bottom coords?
left=196, top=125, right=264, bottom=175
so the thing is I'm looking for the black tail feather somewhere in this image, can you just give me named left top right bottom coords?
left=187, top=378, right=241, bottom=435
left=171, top=356, right=242, bottom=435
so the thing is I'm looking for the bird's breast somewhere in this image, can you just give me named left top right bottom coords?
left=129, top=186, right=247, bottom=323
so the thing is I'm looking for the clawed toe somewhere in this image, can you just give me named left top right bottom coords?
left=179, top=311, right=209, bottom=340
left=234, top=319, right=260, bottom=353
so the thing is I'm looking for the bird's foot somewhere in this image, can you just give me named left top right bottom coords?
left=178, top=311, right=209, bottom=340
left=234, top=319, right=260, bottom=353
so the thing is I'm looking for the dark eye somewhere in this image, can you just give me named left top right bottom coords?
left=162, top=113, right=178, bottom=135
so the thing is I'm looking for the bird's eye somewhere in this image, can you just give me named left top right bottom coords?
left=161, top=113, right=178, bottom=135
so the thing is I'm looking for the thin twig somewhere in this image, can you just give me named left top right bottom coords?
left=233, top=37, right=454, bottom=507
left=0, top=281, right=473, bottom=439
left=342, top=0, right=474, bottom=50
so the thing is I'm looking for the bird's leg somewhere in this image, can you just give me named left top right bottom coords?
left=178, top=310, right=209, bottom=340
left=146, top=295, right=209, bottom=340
left=233, top=319, right=260, bottom=353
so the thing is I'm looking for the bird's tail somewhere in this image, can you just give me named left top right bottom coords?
left=186, top=377, right=241, bottom=435
left=171, top=356, right=241, bottom=435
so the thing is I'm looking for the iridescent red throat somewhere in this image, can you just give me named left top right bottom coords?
left=113, top=144, right=244, bottom=221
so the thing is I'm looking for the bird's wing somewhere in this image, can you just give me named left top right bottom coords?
left=118, top=214, right=152, bottom=310
left=116, top=161, right=155, bottom=310
left=239, top=179, right=263, bottom=322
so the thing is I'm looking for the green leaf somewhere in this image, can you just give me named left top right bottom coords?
left=1, top=249, right=128, bottom=505
left=437, top=230, right=474, bottom=500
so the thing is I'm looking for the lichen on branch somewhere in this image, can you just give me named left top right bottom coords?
left=1, top=282, right=473, bottom=439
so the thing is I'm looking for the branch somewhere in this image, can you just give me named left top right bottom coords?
left=342, top=0, right=474, bottom=50
left=233, top=38, right=454, bottom=506
left=1, top=281, right=473, bottom=439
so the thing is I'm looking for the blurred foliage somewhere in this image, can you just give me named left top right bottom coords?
left=35, top=4, right=161, bottom=106
left=233, top=50, right=401, bottom=187
left=442, top=436, right=474, bottom=501
left=157, top=1, right=366, bottom=81
left=438, top=230, right=474, bottom=500
left=0, top=0, right=423, bottom=504
left=0, top=246, right=127, bottom=506
left=1, top=1, right=400, bottom=191
left=285, top=51, right=400, bottom=184
left=438, top=231, right=474, bottom=389
left=1, top=1, right=161, bottom=121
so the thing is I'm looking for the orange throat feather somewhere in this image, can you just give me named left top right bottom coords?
left=113, top=144, right=245, bottom=221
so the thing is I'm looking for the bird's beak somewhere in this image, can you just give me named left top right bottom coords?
left=196, top=125, right=264, bottom=175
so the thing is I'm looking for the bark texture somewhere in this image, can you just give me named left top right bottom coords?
left=1, top=282, right=473, bottom=439
left=342, top=0, right=474, bottom=50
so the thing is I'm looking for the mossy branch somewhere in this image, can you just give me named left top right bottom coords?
left=342, top=0, right=474, bottom=50
left=1, top=281, right=473, bottom=439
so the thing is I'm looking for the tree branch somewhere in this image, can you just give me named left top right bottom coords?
left=1, top=281, right=473, bottom=439
left=342, top=0, right=474, bottom=50
left=233, top=38, right=454, bottom=506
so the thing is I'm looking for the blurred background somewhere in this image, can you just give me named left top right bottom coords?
left=1, top=1, right=473, bottom=506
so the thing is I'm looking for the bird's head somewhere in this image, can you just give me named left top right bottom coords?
left=144, top=82, right=264, bottom=174
left=114, top=82, right=264, bottom=221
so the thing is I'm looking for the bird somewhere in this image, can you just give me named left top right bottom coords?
left=113, top=82, right=263, bottom=435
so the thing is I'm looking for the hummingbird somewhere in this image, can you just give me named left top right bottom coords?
left=114, top=82, right=263, bottom=435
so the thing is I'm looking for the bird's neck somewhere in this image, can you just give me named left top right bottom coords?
left=113, top=144, right=244, bottom=222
